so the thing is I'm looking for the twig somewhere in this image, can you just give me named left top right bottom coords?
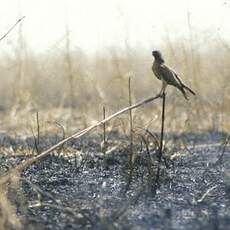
left=30, top=126, right=38, bottom=155
left=103, top=106, right=106, bottom=143
left=29, top=202, right=91, bottom=225
left=101, top=106, right=107, bottom=155
left=0, top=16, right=25, bottom=42
left=31, top=112, right=40, bottom=154
left=215, top=137, right=229, bottom=165
left=196, top=185, right=218, bottom=204
left=36, top=112, right=40, bottom=146
left=141, top=135, right=155, bottom=193
left=22, top=178, right=60, bottom=205
left=128, top=77, right=134, bottom=165
left=23, top=179, right=92, bottom=225
left=47, top=120, right=66, bottom=153
left=134, top=127, right=160, bottom=150
left=35, top=111, right=40, bottom=154
left=111, top=183, right=145, bottom=222
left=143, top=128, right=160, bottom=148
left=0, top=94, right=161, bottom=185
left=154, top=92, right=166, bottom=192
left=65, top=22, right=75, bottom=115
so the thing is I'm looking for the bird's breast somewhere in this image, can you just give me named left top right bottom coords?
left=152, top=63, right=163, bottom=80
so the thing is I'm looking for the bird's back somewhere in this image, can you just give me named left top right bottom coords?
left=152, top=61, right=182, bottom=88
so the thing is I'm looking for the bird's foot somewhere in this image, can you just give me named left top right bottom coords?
left=156, top=92, right=165, bottom=98
left=156, top=92, right=162, bottom=98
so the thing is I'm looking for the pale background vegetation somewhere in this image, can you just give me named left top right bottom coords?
left=0, top=33, right=229, bottom=135
left=0, top=0, right=229, bottom=135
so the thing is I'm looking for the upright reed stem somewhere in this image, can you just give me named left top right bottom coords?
left=128, top=77, right=133, bottom=165
left=154, top=92, right=166, bottom=192
left=103, top=106, right=106, bottom=143
left=125, top=78, right=134, bottom=192
left=101, top=106, right=107, bottom=155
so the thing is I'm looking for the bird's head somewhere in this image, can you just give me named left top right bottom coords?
left=152, top=50, right=164, bottom=64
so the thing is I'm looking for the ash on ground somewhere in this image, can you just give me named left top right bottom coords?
left=0, top=132, right=230, bottom=230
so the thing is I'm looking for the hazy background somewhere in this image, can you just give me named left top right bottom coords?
left=0, top=0, right=229, bottom=134
left=1, top=0, right=230, bottom=53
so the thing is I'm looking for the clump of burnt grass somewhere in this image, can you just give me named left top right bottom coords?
left=0, top=90, right=175, bottom=229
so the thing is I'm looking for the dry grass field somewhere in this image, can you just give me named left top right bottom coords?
left=0, top=30, right=229, bottom=135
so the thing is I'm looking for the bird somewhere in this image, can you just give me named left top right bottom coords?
left=152, top=50, right=195, bottom=100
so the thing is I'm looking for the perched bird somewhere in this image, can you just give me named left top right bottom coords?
left=152, top=50, right=195, bottom=100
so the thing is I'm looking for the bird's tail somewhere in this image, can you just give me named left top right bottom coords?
left=178, top=86, right=189, bottom=100
left=182, top=84, right=196, bottom=96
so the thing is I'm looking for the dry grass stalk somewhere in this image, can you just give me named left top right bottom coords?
left=154, top=92, right=166, bottom=192
left=0, top=16, right=25, bottom=42
left=125, top=77, right=135, bottom=192
left=100, top=106, right=108, bottom=155
left=128, top=77, right=134, bottom=165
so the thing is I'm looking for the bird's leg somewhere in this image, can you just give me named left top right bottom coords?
left=158, top=81, right=167, bottom=97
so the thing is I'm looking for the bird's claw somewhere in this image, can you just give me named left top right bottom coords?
left=156, top=92, right=165, bottom=98
left=156, top=93, right=162, bottom=98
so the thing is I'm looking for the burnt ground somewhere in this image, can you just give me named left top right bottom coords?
left=0, top=131, right=230, bottom=230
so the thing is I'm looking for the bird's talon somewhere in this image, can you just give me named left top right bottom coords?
left=157, top=93, right=163, bottom=98
left=156, top=93, right=161, bottom=98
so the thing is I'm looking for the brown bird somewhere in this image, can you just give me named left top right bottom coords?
left=152, top=50, right=195, bottom=100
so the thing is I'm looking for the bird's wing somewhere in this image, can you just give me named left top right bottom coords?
left=158, top=64, right=182, bottom=87
left=169, top=67, right=184, bottom=85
